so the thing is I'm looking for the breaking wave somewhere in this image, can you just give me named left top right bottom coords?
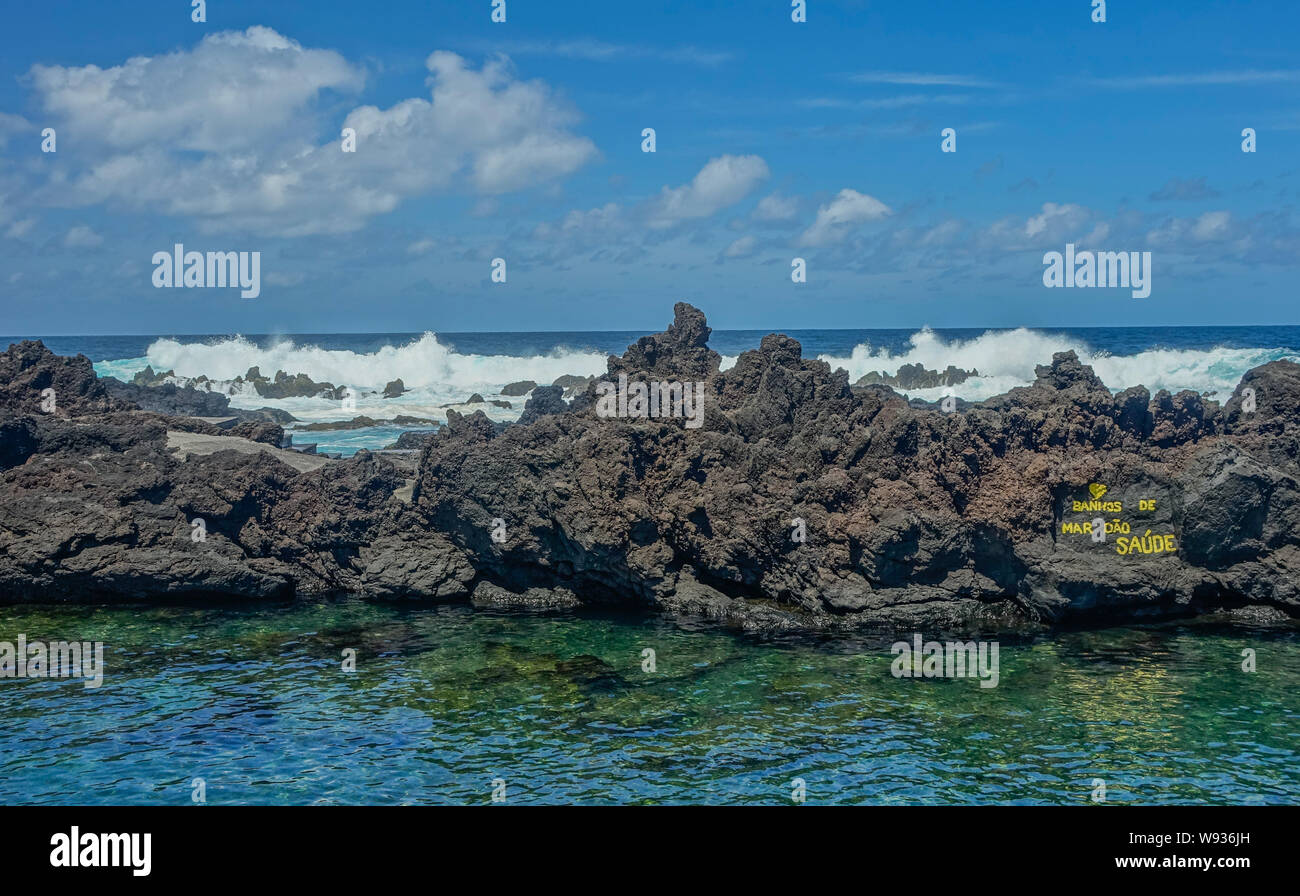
left=817, top=326, right=1297, bottom=401
left=121, top=332, right=609, bottom=392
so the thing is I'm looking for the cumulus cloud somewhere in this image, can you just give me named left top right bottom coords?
left=4, top=218, right=35, bottom=239
left=532, top=202, right=624, bottom=242
left=798, top=189, right=891, bottom=246
left=723, top=235, right=757, bottom=258
left=63, top=225, right=103, bottom=247
left=1148, top=210, right=1235, bottom=245
left=475, top=39, right=733, bottom=67
left=645, top=155, right=769, bottom=228
left=1023, top=202, right=1090, bottom=240
left=24, top=30, right=597, bottom=235
left=0, top=112, right=33, bottom=148
left=752, top=193, right=799, bottom=222
left=848, top=71, right=1001, bottom=88
left=30, top=27, right=363, bottom=152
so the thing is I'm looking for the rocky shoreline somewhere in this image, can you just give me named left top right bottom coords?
left=1, top=304, right=1297, bottom=634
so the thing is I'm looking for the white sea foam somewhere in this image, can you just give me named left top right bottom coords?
left=817, top=326, right=1296, bottom=401
left=136, top=332, right=608, bottom=392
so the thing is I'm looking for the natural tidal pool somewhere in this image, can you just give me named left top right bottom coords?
left=0, top=601, right=1295, bottom=805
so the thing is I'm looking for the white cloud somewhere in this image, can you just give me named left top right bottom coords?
left=800, top=94, right=975, bottom=110
left=476, top=40, right=733, bottom=67
left=849, top=71, right=1001, bottom=88
left=30, top=27, right=362, bottom=152
left=1087, top=70, right=1300, bottom=89
left=753, top=193, right=799, bottom=222
left=533, top=202, right=623, bottom=242
left=646, top=155, right=769, bottom=228
left=724, top=235, right=757, bottom=258
left=407, top=238, right=437, bottom=255
left=798, top=189, right=891, bottom=246
left=25, top=32, right=598, bottom=235
left=4, top=218, right=34, bottom=239
left=0, top=112, right=33, bottom=148
left=63, top=224, right=103, bottom=247
left=1149, top=210, right=1236, bottom=245
left=1024, top=202, right=1090, bottom=239
left=1194, top=210, right=1232, bottom=240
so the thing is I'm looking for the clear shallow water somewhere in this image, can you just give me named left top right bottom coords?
left=0, top=601, right=1294, bottom=805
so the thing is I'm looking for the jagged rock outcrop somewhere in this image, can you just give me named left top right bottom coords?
left=384, top=430, right=438, bottom=450
left=412, top=305, right=1300, bottom=629
left=383, top=379, right=408, bottom=398
left=501, top=380, right=538, bottom=397
left=552, top=374, right=595, bottom=399
left=854, top=362, right=978, bottom=390
left=135, top=363, right=345, bottom=400
left=102, top=376, right=296, bottom=424
left=0, top=341, right=133, bottom=416
left=242, top=367, right=347, bottom=400
left=2, top=312, right=1298, bottom=634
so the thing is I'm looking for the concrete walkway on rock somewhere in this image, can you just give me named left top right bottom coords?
left=166, top=430, right=332, bottom=473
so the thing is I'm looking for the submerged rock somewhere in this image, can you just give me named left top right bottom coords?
left=384, top=430, right=437, bottom=450
left=501, top=380, right=538, bottom=397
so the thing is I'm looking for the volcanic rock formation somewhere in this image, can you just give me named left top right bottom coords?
left=1, top=305, right=1297, bottom=633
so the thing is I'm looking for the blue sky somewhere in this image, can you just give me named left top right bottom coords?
left=0, top=0, right=1297, bottom=334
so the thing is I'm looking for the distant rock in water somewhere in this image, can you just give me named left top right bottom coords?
left=854, top=362, right=979, bottom=390
left=516, top=385, right=568, bottom=426
left=501, top=380, right=538, bottom=397
left=132, top=364, right=344, bottom=401
left=385, top=430, right=438, bottom=450
left=295, top=416, right=382, bottom=432
left=105, top=377, right=232, bottom=417
left=241, top=367, right=346, bottom=400
left=466, top=394, right=485, bottom=404
left=132, top=366, right=171, bottom=387
left=383, top=379, right=408, bottom=398
left=552, top=374, right=595, bottom=399
left=294, top=414, right=439, bottom=432
left=104, top=377, right=298, bottom=424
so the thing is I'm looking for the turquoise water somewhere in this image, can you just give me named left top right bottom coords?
left=0, top=601, right=1295, bottom=805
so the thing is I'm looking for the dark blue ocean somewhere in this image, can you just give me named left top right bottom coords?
left=14, top=324, right=1300, bottom=366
